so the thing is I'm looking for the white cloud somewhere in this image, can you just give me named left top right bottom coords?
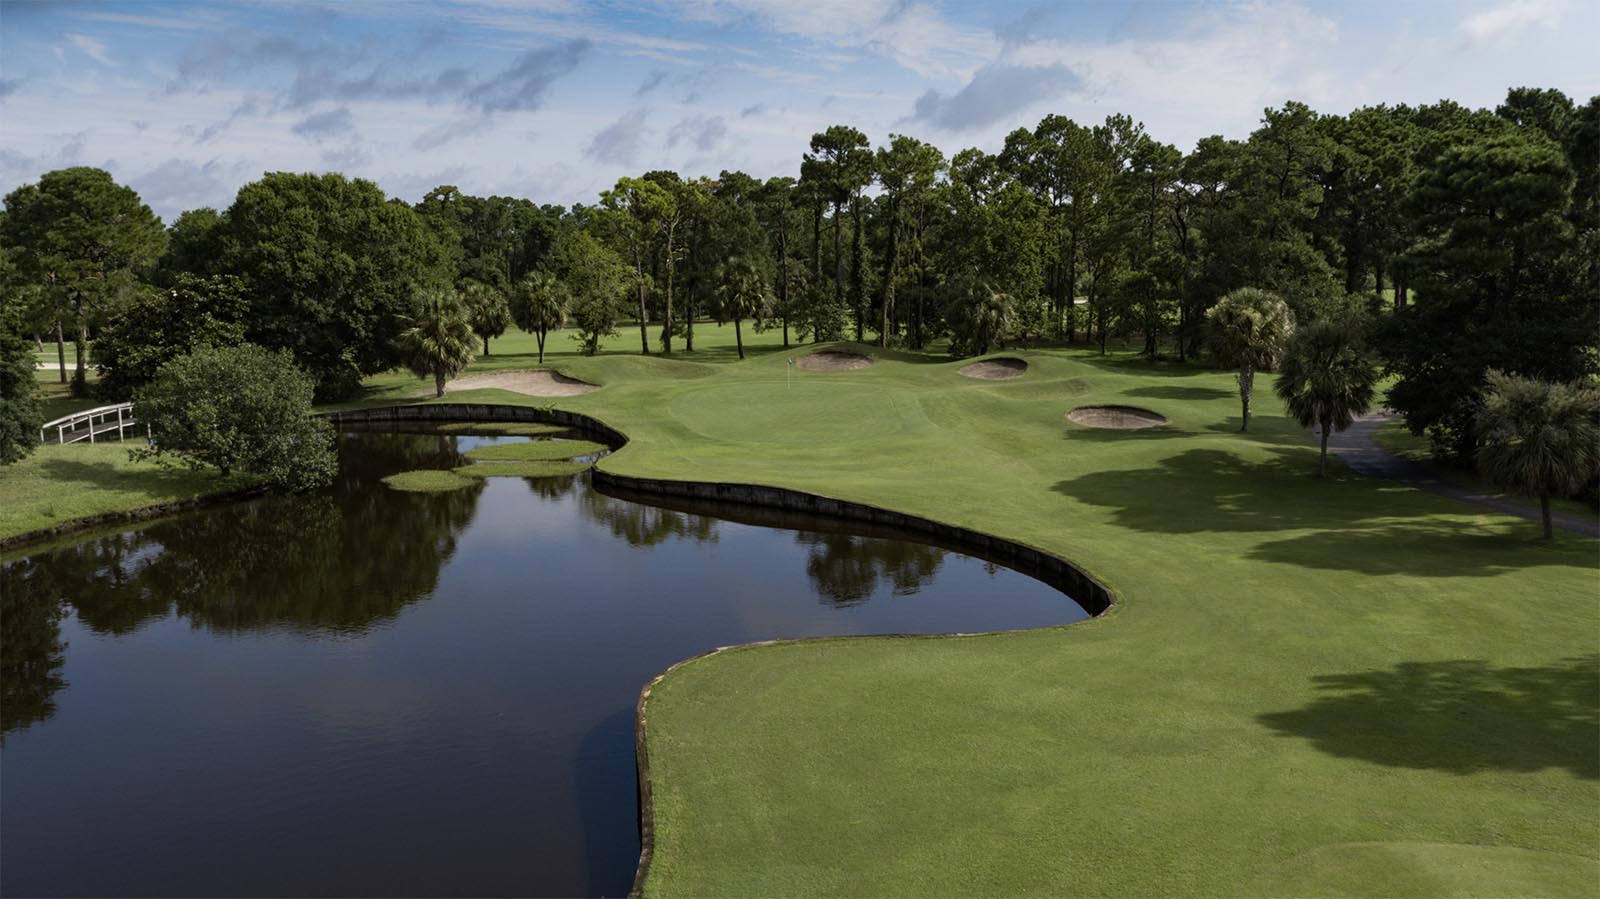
left=1460, top=0, right=1571, bottom=46
left=65, top=33, right=117, bottom=66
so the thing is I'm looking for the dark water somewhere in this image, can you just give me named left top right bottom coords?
left=0, top=429, right=1087, bottom=898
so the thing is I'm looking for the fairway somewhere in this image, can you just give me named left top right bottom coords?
left=514, top=331, right=1596, bottom=898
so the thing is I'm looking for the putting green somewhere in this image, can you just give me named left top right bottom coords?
left=1241, top=842, right=1600, bottom=897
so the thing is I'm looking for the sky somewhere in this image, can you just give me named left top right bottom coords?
left=1, top=0, right=1596, bottom=223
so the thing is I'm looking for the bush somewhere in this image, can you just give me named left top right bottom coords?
left=133, top=344, right=336, bottom=491
left=0, top=309, right=43, bottom=465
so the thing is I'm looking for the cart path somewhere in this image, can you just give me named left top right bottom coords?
left=1323, top=411, right=1599, bottom=538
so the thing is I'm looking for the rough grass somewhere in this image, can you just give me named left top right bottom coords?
left=0, top=440, right=258, bottom=540
left=462, top=439, right=608, bottom=461
left=380, top=469, right=477, bottom=492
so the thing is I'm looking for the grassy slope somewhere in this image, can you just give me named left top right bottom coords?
left=463, top=326, right=1594, bottom=898
left=0, top=440, right=258, bottom=539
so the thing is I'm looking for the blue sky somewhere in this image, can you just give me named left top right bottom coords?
left=2, top=0, right=1596, bottom=222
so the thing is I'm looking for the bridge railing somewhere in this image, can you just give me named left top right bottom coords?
left=39, top=402, right=144, bottom=445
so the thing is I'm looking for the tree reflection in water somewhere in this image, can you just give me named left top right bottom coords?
left=796, top=532, right=945, bottom=607
left=0, top=431, right=485, bottom=738
left=578, top=485, right=720, bottom=547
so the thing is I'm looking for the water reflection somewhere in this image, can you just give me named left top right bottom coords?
left=0, top=579, right=67, bottom=739
left=1, top=429, right=1085, bottom=897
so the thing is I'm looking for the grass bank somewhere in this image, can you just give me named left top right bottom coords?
left=378, top=326, right=1595, bottom=897
left=0, top=440, right=260, bottom=545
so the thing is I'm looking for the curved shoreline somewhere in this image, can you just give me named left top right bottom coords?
left=23, top=401, right=1119, bottom=898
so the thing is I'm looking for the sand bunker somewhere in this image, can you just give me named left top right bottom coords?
left=433, top=370, right=599, bottom=398
left=1067, top=405, right=1168, bottom=429
left=959, top=358, right=1028, bottom=380
left=795, top=351, right=874, bottom=372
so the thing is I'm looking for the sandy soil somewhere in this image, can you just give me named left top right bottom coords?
left=959, top=358, right=1028, bottom=380
left=1066, top=405, right=1168, bottom=429
left=795, top=351, right=873, bottom=371
left=430, top=370, right=599, bottom=398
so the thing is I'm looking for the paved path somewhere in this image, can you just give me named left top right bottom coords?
left=1323, top=411, right=1599, bottom=538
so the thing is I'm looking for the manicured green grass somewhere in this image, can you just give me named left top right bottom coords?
left=9, top=320, right=1596, bottom=894
left=0, top=440, right=259, bottom=540
left=453, top=459, right=590, bottom=479
left=380, top=469, right=478, bottom=492
left=340, top=336, right=1593, bottom=897
left=462, top=439, right=608, bottom=461
left=434, top=421, right=572, bottom=436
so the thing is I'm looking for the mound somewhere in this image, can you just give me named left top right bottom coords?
left=795, top=351, right=873, bottom=371
left=959, top=357, right=1028, bottom=380
left=1067, top=405, right=1168, bottom=429
left=436, top=370, right=599, bottom=397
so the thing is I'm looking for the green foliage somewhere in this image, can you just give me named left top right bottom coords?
left=1383, top=125, right=1594, bottom=459
left=132, top=344, right=336, bottom=491
left=508, top=269, right=570, bottom=364
left=1475, top=370, right=1600, bottom=538
left=942, top=276, right=1012, bottom=358
left=714, top=256, right=770, bottom=359
left=92, top=273, right=248, bottom=400
left=1, top=167, right=167, bottom=395
left=460, top=280, right=511, bottom=355
left=213, top=172, right=449, bottom=399
left=552, top=230, right=628, bottom=356
left=1273, top=320, right=1379, bottom=476
left=0, top=306, right=43, bottom=464
left=399, top=288, right=477, bottom=398
left=1205, top=287, right=1295, bottom=431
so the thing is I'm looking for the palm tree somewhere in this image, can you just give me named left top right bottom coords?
left=459, top=280, right=510, bottom=356
left=508, top=270, right=569, bottom=365
left=943, top=275, right=1012, bottom=358
left=1273, top=320, right=1378, bottom=477
left=1205, top=287, right=1294, bottom=431
left=1475, top=370, right=1600, bottom=539
left=400, top=288, right=476, bottom=398
left=715, top=256, right=769, bottom=360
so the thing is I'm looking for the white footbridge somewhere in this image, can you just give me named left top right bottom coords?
left=39, top=403, right=146, bottom=445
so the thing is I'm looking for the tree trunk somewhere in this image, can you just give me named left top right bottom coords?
left=851, top=195, right=865, bottom=343
left=881, top=200, right=898, bottom=348
left=483, top=337, right=490, bottom=356
left=735, top=318, right=744, bottom=359
left=1541, top=494, right=1553, bottom=540
left=1065, top=232, right=1078, bottom=342
left=435, top=371, right=446, bottom=398
left=74, top=319, right=89, bottom=395
left=778, top=228, right=791, bottom=347
left=1239, top=363, right=1254, bottom=431
left=536, top=330, right=546, bottom=365
left=662, top=226, right=675, bottom=355
left=635, top=247, right=650, bottom=354
left=1318, top=424, right=1329, bottom=478
left=55, top=318, right=66, bottom=384
left=832, top=199, right=844, bottom=326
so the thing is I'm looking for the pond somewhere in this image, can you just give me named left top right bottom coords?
left=0, top=428, right=1089, bottom=898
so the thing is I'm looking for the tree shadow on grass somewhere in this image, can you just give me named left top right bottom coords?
left=1259, top=657, right=1600, bottom=779
left=38, top=457, right=224, bottom=501
left=1052, top=447, right=1374, bottom=534
left=1248, top=523, right=1587, bottom=577
left=1124, top=385, right=1233, bottom=401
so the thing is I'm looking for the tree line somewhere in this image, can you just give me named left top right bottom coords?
left=1, top=86, right=1596, bottom=506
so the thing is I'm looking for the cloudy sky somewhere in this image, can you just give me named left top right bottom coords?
left=2, top=0, right=1596, bottom=222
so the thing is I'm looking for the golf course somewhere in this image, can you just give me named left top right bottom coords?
left=370, top=326, right=1600, bottom=896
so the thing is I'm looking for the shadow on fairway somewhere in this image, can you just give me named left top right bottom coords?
left=1259, top=657, right=1600, bottom=779
left=38, top=457, right=218, bottom=502
left=1247, top=525, right=1583, bottom=577
left=1124, top=385, right=1233, bottom=401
